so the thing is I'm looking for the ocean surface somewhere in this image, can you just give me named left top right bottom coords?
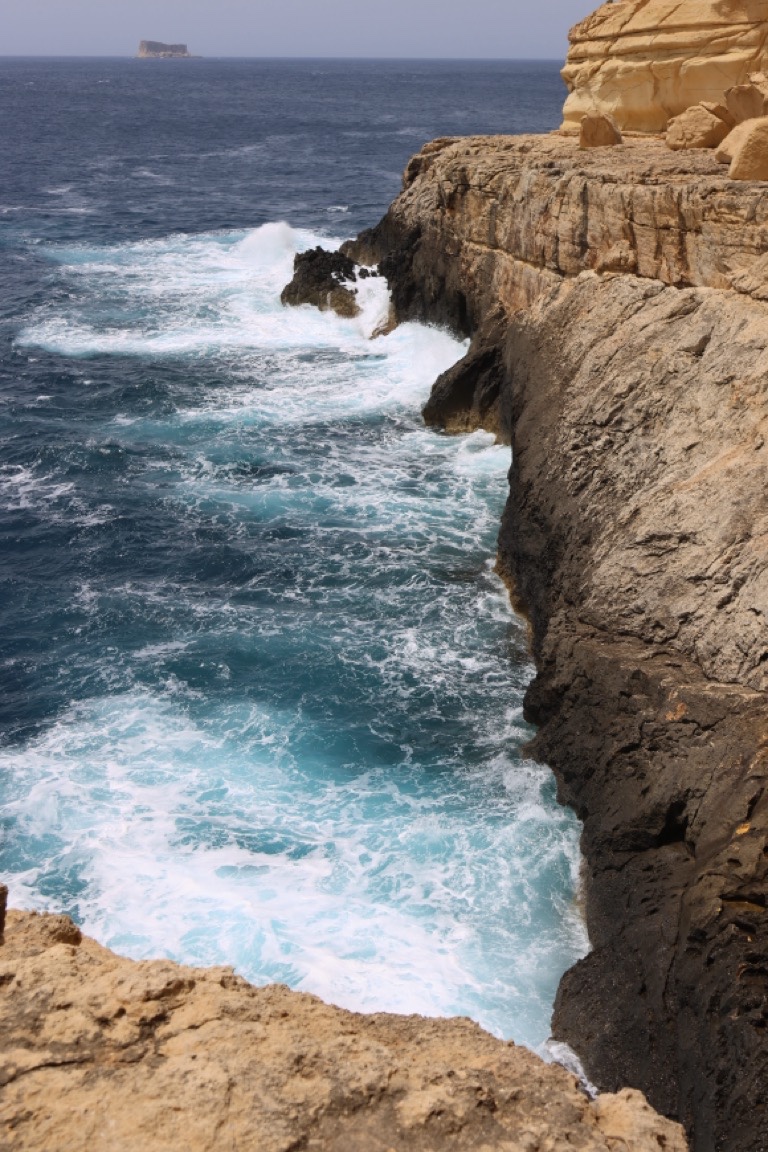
left=0, top=58, right=586, bottom=1049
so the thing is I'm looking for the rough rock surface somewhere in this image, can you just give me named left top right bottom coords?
left=729, top=114, right=768, bottom=177
left=0, top=906, right=687, bottom=1152
left=562, top=1, right=768, bottom=133
left=280, top=246, right=362, bottom=318
left=580, top=113, right=623, bottom=148
left=345, top=133, right=768, bottom=323
left=497, top=276, right=768, bottom=1151
left=339, top=133, right=768, bottom=1152
left=725, top=72, right=768, bottom=123
left=665, top=104, right=731, bottom=151
left=716, top=115, right=765, bottom=161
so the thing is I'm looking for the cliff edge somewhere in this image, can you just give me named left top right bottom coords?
left=338, top=131, right=768, bottom=1152
left=0, top=901, right=686, bottom=1152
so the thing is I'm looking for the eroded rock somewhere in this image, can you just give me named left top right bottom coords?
left=665, top=104, right=731, bottom=151
left=729, top=116, right=768, bottom=179
left=0, top=908, right=687, bottom=1152
left=281, top=246, right=361, bottom=318
left=580, top=113, right=622, bottom=148
left=725, top=74, right=768, bottom=123
left=715, top=116, right=764, bottom=163
left=562, top=1, right=768, bottom=133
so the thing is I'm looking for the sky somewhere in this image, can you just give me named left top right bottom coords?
left=2, top=0, right=595, bottom=58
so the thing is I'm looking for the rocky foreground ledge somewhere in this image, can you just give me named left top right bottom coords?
left=0, top=900, right=685, bottom=1152
left=292, top=131, right=768, bottom=1152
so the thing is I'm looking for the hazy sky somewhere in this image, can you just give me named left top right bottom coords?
left=2, top=0, right=594, bottom=58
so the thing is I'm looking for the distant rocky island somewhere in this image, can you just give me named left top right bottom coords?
left=137, top=40, right=192, bottom=59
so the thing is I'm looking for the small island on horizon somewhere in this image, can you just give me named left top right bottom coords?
left=137, top=40, right=193, bottom=59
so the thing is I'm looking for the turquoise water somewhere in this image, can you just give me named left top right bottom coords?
left=0, top=59, right=586, bottom=1051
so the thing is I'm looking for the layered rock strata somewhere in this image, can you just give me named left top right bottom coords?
left=0, top=905, right=686, bottom=1152
left=339, top=134, right=768, bottom=1152
left=561, top=0, right=768, bottom=133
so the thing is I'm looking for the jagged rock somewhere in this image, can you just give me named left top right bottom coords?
left=0, top=908, right=687, bottom=1152
left=562, top=1, right=768, bottom=133
left=715, top=116, right=763, bottom=163
left=580, top=113, right=622, bottom=148
left=700, top=101, right=736, bottom=129
left=350, top=132, right=768, bottom=1152
left=730, top=250, right=768, bottom=298
left=724, top=74, right=768, bottom=123
left=280, top=246, right=360, bottom=318
left=665, top=104, right=731, bottom=151
left=422, top=310, right=510, bottom=437
left=728, top=116, right=768, bottom=179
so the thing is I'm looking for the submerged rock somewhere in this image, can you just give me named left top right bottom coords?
left=281, top=246, right=361, bottom=318
left=0, top=908, right=687, bottom=1152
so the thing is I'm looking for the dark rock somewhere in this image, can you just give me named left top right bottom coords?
left=422, top=310, right=511, bottom=440
left=0, top=884, right=7, bottom=941
left=281, top=247, right=360, bottom=318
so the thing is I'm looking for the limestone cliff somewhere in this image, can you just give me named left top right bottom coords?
left=0, top=903, right=686, bottom=1152
left=340, top=133, right=768, bottom=1152
left=561, top=0, right=768, bottom=133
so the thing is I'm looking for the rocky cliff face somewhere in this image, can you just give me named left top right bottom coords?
left=0, top=903, right=686, bottom=1152
left=561, top=0, right=768, bottom=133
left=343, top=134, right=768, bottom=1152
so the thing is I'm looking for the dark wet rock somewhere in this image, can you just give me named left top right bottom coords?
left=421, top=310, right=511, bottom=439
left=281, top=247, right=360, bottom=318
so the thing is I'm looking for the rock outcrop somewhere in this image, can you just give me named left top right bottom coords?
left=562, top=1, right=768, bottom=133
left=728, top=114, right=768, bottom=175
left=280, top=246, right=363, bottom=318
left=580, top=113, right=623, bottom=148
left=137, top=40, right=192, bottom=58
left=334, top=131, right=768, bottom=1152
left=0, top=905, right=687, bottom=1152
left=665, top=103, right=733, bottom=151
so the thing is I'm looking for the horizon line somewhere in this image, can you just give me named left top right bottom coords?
left=0, top=53, right=565, bottom=62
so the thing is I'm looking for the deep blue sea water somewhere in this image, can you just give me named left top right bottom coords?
left=0, top=58, right=586, bottom=1049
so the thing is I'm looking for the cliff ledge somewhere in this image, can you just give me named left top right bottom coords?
left=0, top=901, right=685, bottom=1152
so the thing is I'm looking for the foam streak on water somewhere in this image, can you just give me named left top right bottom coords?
left=0, top=221, right=586, bottom=1050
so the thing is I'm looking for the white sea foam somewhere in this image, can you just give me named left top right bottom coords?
left=2, top=219, right=587, bottom=1049
left=0, top=688, right=585, bottom=1041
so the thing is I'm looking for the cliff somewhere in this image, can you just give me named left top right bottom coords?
left=339, top=133, right=768, bottom=1152
left=0, top=901, right=686, bottom=1152
left=137, top=41, right=192, bottom=59
left=561, top=0, right=768, bottom=132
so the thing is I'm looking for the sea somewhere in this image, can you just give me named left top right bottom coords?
left=0, top=57, right=587, bottom=1052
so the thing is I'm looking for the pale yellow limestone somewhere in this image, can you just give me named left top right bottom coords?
left=562, top=1, right=768, bottom=133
